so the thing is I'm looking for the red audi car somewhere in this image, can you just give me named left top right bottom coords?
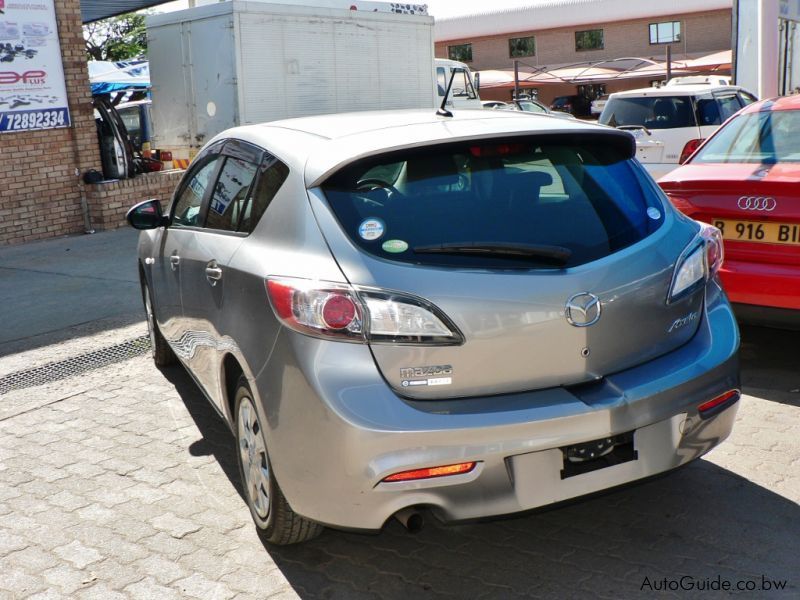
left=659, top=94, right=800, bottom=328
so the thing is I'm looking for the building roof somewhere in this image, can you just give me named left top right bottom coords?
left=81, top=0, right=172, bottom=23
left=435, top=0, right=732, bottom=42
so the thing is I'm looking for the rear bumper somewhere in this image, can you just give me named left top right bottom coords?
left=254, top=283, right=740, bottom=530
left=720, top=258, right=800, bottom=311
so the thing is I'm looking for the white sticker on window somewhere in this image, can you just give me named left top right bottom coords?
left=358, top=218, right=385, bottom=241
left=647, top=207, right=661, bottom=220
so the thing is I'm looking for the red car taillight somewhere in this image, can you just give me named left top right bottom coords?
left=265, top=277, right=463, bottom=345
left=679, top=138, right=704, bottom=164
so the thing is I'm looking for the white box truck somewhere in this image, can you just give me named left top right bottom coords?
left=146, top=1, right=450, bottom=161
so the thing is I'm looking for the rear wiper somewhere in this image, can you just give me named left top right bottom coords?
left=413, top=242, right=572, bottom=264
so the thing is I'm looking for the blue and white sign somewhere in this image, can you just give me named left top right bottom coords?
left=0, top=0, right=71, bottom=133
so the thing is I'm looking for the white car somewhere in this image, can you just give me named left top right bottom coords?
left=599, top=79, right=757, bottom=180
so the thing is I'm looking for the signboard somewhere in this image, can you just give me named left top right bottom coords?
left=0, top=0, right=71, bottom=133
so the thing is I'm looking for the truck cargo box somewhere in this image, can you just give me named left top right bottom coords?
left=146, top=1, right=435, bottom=158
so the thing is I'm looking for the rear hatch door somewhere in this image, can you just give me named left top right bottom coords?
left=311, top=134, right=703, bottom=399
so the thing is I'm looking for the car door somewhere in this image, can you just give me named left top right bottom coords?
left=178, top=139, right=262, bottom=409
left=149, top=143, right=224, bottom=347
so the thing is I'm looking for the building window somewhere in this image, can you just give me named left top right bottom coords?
left=575, top=29, right=604, bottom=51
left=509, top=36, right=536, bottom=58
left=649, top=21, right=681, bottom=44
left=448, top=43, right=473, bottom=62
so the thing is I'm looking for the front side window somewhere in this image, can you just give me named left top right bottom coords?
left=172, top=157, right=222, bottom=228
left=509, top=36, right=535, bottom=57
left=205, top=157, right=259, bottom=232
left=448, top=43, right=472, bottom=62
left=600, top=96, right=696, bottom=129
left=649, top=21, right=681, bottom=44
left=575, top=29, right=604, bottom=51
left=321, top=136, right=663, bottom=270
left=692, top=110, right=800, bottom=164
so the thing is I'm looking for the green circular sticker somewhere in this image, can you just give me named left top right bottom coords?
left=382, top=239, right=408, bottom=253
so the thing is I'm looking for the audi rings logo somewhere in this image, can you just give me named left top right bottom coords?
left=737, top=196, right=777, bottom=212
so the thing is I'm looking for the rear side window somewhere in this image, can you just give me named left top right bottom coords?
left=321, top=136, right=664, bottom=269
left=692, top=110, right=800, bottom=164
left=238, top=158, right=290, bottom=233
left=600, top=96, right=696, bottom=129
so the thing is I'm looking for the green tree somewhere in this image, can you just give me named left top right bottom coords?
left=84, top=12, right=148, bottom=62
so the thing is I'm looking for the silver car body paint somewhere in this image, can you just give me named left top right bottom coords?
left=136, top=109, right=739, bottom=530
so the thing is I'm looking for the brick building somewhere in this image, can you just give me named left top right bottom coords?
left=0, top=0, right=177, bottom=247
left=434, top=0, right=733, bottom=104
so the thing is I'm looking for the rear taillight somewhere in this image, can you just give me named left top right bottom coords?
left=667, top=223, right=723, bottom=303
left=679, top=138, right=704, bottom=164
left=266, top=277, right=463, bottom=345
left=266, top=279, right=364, bottom=341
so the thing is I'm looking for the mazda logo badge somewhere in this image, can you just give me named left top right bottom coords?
left=565, top=292, right=602, bottom=327
left=737, top=196, right=777, bottom=211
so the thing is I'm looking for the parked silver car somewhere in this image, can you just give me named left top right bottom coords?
left=127, top=109, right=740, bottom=545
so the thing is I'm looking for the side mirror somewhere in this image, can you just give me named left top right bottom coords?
left=126, top=199, right=167, bottom=230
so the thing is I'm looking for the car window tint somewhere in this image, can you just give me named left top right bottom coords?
left=238, top=158, right=290, bottom=234
left=205, top=157, right=258, bottom=232
left=600, top=96, right=696, bottom=129
left=716, top=94, right=743, bottom=121
left=172, top=157, right=222, bottom=228
left=321, top=136, right=663, bottom=269
left=693, top=110, right=800, bottom=164
left=518, top=101, right=547, bottom=113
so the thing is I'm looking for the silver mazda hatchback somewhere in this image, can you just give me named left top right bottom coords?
left=127, top=109, right=740, bottom=545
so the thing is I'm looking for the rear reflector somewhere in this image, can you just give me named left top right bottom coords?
left=698, top=390, right=740, bottom=417
left=382, top=462, right=476, bottom=482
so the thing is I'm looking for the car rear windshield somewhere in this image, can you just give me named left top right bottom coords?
left=692, top=110, right=800, bottom=164
left=600, top=96, right=697, bottom=129
left=320, top=136, right=665, bottom=269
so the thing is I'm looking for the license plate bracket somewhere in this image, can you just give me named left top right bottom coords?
left=560, top=431, right=637, bottom=480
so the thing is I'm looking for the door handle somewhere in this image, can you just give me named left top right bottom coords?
left=170, top=254, right=180, bottom=270
left=205, top=261, right=222, bottom=286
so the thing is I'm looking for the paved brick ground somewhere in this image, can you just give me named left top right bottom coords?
left=0, top=323, right=798, bottom=599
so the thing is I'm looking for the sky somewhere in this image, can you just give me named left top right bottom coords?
left=154, top=0, right=533, bottom=19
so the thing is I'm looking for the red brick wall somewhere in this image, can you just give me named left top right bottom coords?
left=0, top=0, right=102, bottom=246
left=84, top=170, right=184, bottom=230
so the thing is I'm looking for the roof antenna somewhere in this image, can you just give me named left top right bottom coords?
left=437, top=67, right=460, bottom=118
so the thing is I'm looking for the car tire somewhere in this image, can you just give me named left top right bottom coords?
left=234, top=376, right=323, bottom=545
left=142, top=280, right=176, bottom=367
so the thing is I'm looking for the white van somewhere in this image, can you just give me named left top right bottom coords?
left=599, top=80, right=757, bottom=179
left=435, top=58, right=482, bottom=110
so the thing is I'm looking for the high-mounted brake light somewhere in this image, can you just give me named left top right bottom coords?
left=469, top=143, right=527, bottom=158
left=382, top=462, right=477, bottom=482
left=265, top=277, right=463, bottom=345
